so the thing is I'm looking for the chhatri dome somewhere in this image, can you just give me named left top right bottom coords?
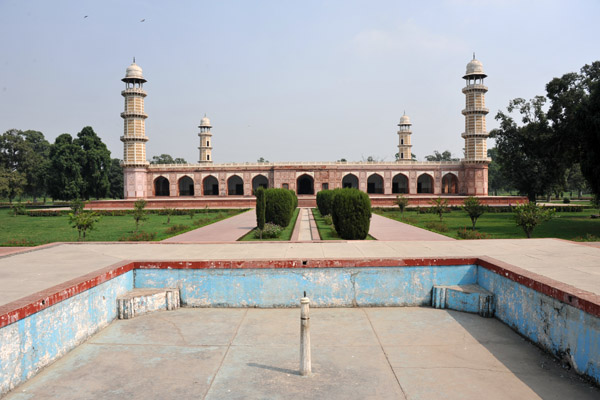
left=200, top=115, right=212, bottom=127
left=399, top=114, right=411, bottom=125
left=463, top=54, right=487, bottom=79
left=122, top=59, right=146, bottom=82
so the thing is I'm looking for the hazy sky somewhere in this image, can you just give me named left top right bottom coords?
left=1, top=0, right=599, bottom=163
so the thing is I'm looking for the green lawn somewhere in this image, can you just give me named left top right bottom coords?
left=0, top=208, right=246, bottom=246
left=238, top=208, right=300, bottom=241
left=373, top=208, right=600, bottom=240
left=312, top=208, right=375, bottom=240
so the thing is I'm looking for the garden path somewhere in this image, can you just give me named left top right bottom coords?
left=161, top=209, right=255, bottom=243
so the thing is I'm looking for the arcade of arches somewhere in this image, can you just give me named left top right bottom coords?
left=151, top=172, right=464, bottom=197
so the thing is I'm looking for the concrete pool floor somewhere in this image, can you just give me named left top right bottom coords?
left=5, top=307, right=599, bottom=400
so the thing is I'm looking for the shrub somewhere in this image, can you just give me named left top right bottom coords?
left=424, top=221, right=448, bottom=232
left=2, top=238, right=35, bottom=246
left=188, top=209, right=196, bottom=219
left=430, top=198, right=450, bottom=221
left=457, top=227, right=491, bottom=239
left=119, top=231, right=157, bottom=241
left=332, top=188, right=371, bottom=240
left=163, top=208, right=175, bottom=224
left=316, top=190, right=335, bottom=216
left=395, top=195, right=409, bottom=216
left=133, top=199, right=148, bottom=231
left=288, top=189, right=298, bottom=209
left=255, top=186, right=266, bottom=232
left=323, top=214, right=333, bottom=225
left=562, top=197, right=571, bottom=204
left=462, top=196, right=486, bottom=230
left=70, top=199, right=84, bottom=215
left=253, top=223, right=283, bottom=239
left=11, top=203, right=27, bottom=216
left=513, top=202, right=555, bottom=238
left=68, top=211, right=100, bottom=241
left=265, top=188, right=294, bottom=227
left=165, top=224, right=189, bottom=234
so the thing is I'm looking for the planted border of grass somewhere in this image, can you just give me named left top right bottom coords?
left=238, top=208, right=300, bottom=241
left=373, top=207, right=600, bottom=240
left=0, top=208, right=248, bottom=246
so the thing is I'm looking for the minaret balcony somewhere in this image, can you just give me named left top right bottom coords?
left=121, top=111, right=148, bottom=119
left=462, top=84, right=488, bottom=93
left=121, top=88, right=147, bottom=97
left=461, top=132, right=489, bottom=138
left=120, top=135, right=149, bottom=142
left=197, top=146, right=213, bottom=150
left=461, top=107, right=489, bottom=115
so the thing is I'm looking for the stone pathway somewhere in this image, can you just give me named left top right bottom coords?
left=292, top=208, right=319, bottom=241
left=162, top=209, right=255, bottom=243
left=369, top=213, right=454, bottom=241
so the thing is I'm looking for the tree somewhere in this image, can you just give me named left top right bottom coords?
left=425, top=150, right=459, bottom=162
left=565, top=164, right=588, bottom=198
left=75, top=126, right=111, bottom=200
left=133, top=199, right=148, bottom=231
left=395, top=195, right=409, bottom=217
left=257, top=157, right=269, bottom=163
left=69, top=211, right=100, bottom=241
left=48, top=134, right=84, bottom=201
left=21, top=130, right=50, bottom=202
left=487, top=147, right=512, bottom=196
left=395, top=152, right=418, bottom=161
left=462, top=197, right=486, bottom=230
left=150, top=154, right=187, bottom=164
left=430, top=197, right=449, bottom=222
left=492, top=97, right=566, bottom=202
left=544, top=61, right=600, bottom=200
left=513, top=203, right=555, bottom=238
left=108, top=158, right=124, bottom=199
left=0, top=129, right=28, bottom=202
left=255, top=186, right=266, bottom=239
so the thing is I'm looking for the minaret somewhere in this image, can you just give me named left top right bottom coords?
left=198, top=115, right=213, bottom=164
left=120, top=59, right=149, bottom=167
left=397, top=112, right=412, bottom=161
left=461, top=55, right=490, bottom=163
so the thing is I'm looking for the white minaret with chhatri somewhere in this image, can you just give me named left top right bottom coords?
left=198, top=115, right=213, bottom=163
left=461, top=54, right=490, bottom=163
left=121, top=59, right=149, bottom=198
left=397, top=112, right=412, bottom=161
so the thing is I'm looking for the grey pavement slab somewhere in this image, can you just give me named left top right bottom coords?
left=5, top=308, right=598, bottom=399
left=162, top=209, right=255, bottom=242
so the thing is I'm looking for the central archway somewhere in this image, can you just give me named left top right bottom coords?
left=367, top=174, right=384, bottom=194
left=178, top=176, right=194, bottom=196
left=227, top=175, right=244, bottom=196
left=154, top=177, right=170, bottom=196
left=296, top=174, right=314, bottom=195
left=442, top=173, right=459, bottom=194
left=203, top=176, right=219, bottom=196
left=342, top=174, right=358, bottom=189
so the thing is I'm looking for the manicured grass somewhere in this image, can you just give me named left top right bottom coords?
left=238, top=208, right=300, bottom=241
left=0, top=208, right=246, bottom=246
left=312, top=208, right=375, bottom=240
left=373, top=207, right=600, bottom=240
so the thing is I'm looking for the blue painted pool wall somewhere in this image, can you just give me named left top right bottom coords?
left=134, top=265, right=477, bottom=307
left=0, top=271, right=133, bottom=396
left=477, top=267, right=600, bottom=384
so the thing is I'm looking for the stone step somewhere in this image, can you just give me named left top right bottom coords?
left=432, top=284, right=495, bottom=317
left=117, top=288, right=180, bottom=320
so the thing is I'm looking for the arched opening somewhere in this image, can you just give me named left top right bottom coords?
left=342, top=174, right=358, bottom=189
left=392, top=173, right=409, bottom=194
left=203, top=176, right=219, bottom=196
left=227, top=175, right=244, bottom=196
left=178, top=176, right=194, bottom=196
left=296, top=174, right=314, bottom=195
left=367, top=174, right=384, bottom=194
left=154, top=177, right=170, bottom=197
left=417, top=174, right=434, bottom=194
left=442, top=173, right=459, bottom=194
left=252, top=175, right=269, bottom=194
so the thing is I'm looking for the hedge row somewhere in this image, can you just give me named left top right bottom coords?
left=24, top=208, right=243, bottom=217
left=264, top=188, right=296, bottom=227
left=374, top=204, right=586, bottom=214
left=316, top=190, right=335, bottom=216
left=331, top=189, right=371, bottom=240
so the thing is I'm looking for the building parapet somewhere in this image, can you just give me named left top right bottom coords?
left=146, top=160, right=465, bottom=169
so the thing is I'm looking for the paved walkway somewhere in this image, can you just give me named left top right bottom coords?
left=292, top=208, right=319, bottom=241
left=162, top=209, right=255, bottom=242
left=6, top=307, right=598, bottom=399
left=369, top=213, right=455, bottom=241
